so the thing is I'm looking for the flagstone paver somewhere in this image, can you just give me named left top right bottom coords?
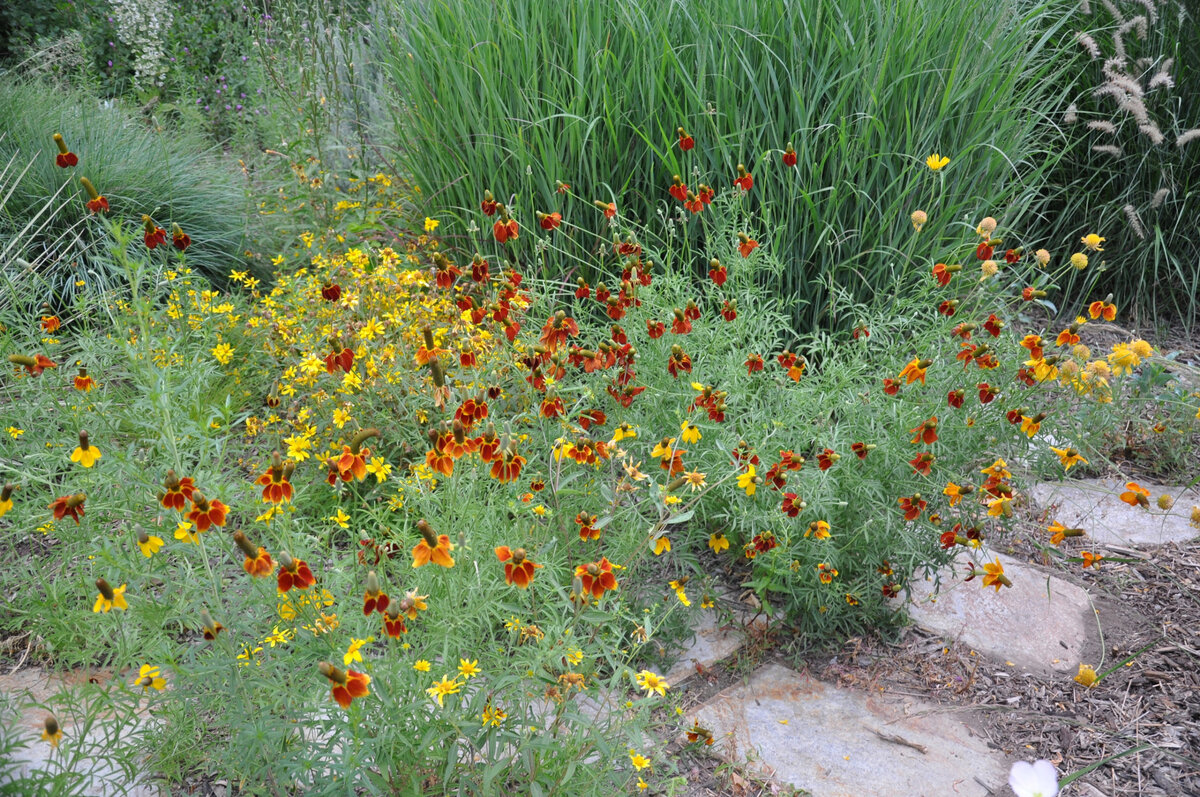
left=689, top=662, right=1008, bottom=797
left=906, top=553, right=1092, bottom=674
left=665, top=611, right=746, bottom=685
left=1030, top=478, right=1200, bottom=547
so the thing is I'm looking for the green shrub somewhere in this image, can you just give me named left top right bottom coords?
left=0, top=79, right=252, bottom=302
left=1042, top=0, right=1200, bottom=326
left=378, top=0, right=1078, bottom=330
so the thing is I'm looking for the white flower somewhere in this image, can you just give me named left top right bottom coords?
left=1009, top=760, right=1059, bottom=797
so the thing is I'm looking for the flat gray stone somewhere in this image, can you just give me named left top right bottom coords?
left=0, top=668, right=164, bottom=797
left=1030, top=478, right=1199, bottom=547
left=906, top=553, right=1091, bottom=674
left=690, top=663, right=1008, bottom=797
left=666, top=611, right=746, bottom=685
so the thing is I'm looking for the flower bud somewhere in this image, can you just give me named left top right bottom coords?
left=417, top=519, right=438, bottom=547
left=1157, top=494, right=1174, bottom=511
left=318, top=661, right=347, bottom=684
left=96, top=578, right=115, bottom=601
left=366, top=570, right=381, bottom=594
left=350, top=428, right=379, bottom=455
left=233, top=530, right=258, bottom=559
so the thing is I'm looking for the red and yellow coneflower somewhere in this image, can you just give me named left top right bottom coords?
left=412, top=519, right=455, bottom=568
left=573, top=557, right=619, bottom=601
left=159, top=469, right=196, bottom=511
left=276, top=551, right=315, bottom=592
left=256, top=452, right=295, bottom=504
left=49, top=493, right=86, bottom=524
left=495, top=546, right=543, bottom=588
left=186, top=491, right=228, bottom=532
left=233, top=531, right=274, bottom=577
left=362, top=570, right=389, bottom=616
left=319, top=661, right=370, bottom=709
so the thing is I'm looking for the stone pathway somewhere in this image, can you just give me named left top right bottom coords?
left=672, top=480, right=1199, bottom=796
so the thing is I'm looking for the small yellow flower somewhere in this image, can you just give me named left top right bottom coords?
left=737, top=465, right=758, bottom=496
left=211, top=342, right=234, bottom=365
left=708, top=532, right=729, bottom=553
left=629, top=749, right=651, bottom=771
left=458, top=658, right=481, bottom=679
left=1080, top=233, right=1105, bottom=251
left=135, top=664, right=167, bottom=692
left=329, top=508, right=351, bottom=528
left=1070, top=252, right=1088, bottom=270
left=6, top=426, right=23, bottom=439
left=925, top=153, right=950, bottom=171
left=70, top=441, right=102, bottom=468
left=1074, top=663, right=1097, bottom=687
left=679, top=420, right=701, bottom=444
left=344, top=637, right=372, bottom=666
left=173, top=521, right=198, bottom=544
left=635, top=670, right=668, bottom=697
left=426, top=674, right=463, bottom=707
left=612, top=423, right=637, bottom=442
left=414, top=659, right=431, bottom=672
left=366, top=457, right=391, bottom=483
left=637, top=777, right=648, bottom=791
left=424, top=217, right=440, bottom=232
left=41, top=716, right=62, bottom=748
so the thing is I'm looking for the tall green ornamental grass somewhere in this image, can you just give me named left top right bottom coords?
left=0, top=80, right=252, bottom=303
left=378, top=0, right=1078, bottom=330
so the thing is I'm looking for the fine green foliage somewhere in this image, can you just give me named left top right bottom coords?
left=0, top=80, right=252, bottom=299
left=378, top=0, right=1077, bottom=329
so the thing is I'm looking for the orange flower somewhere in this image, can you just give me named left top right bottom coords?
left=234, top=531, right=274, bottom=577
left=574, top=557, right=619, bottom=601
left=536, top=211, right=562, bottom=231
left=53, top=133, right=77, bottom=168
left=1118, top=482, right=1150, bottom=508
left=909, top=416, right=938, bottom=445
left=382, top=604, right=407, bottom=638
left=1088, top=300, right=1116, bottom=321
left=40, top=315, right=61, bottom=333
left=677, top=127, right=694, bottom=151
left=412, top=519, right=455, bottom=568
left=733, top=163, right=753, bottom=191
left=816, top=448, right=839, bottom=471
left=980, top=559, right=1011, bottom=592
left=276, top=551, right=315, bottom=592
left=897, top=494, right=926, bottom=521
left=898, top=358, right=931, bottom=385
left=73, top=365, right=96, bottom=392
left=256, top=452, right=295, bottom=504
left=48, top=493, right=86, bottom=524
left=495, top=546, right=543, bottom=588
left=362, top=570, right=390, bottom=616
left=1081, top=551, right=1104, bottom=569
left=186, top=492, right=228, bottom=532
left=334, top=428, right=380, bottom=482
left=8, top=353, right=57, bottom=375
left=490, top=445, right=526, bottom=483
left=575, top=512, right=601, bottom=541
left=737, top=233, right=758, bottom=258
left=908, top=452, right=935, bottom=476
left=159, top=470, right=196, bottom=510
left=319, top=661, right=370, bottom=709
left=80, top=177, right=108, bottom=213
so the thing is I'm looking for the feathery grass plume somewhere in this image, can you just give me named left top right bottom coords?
left=1076, top=31, right=1101, bottom=59
left=1148, top=70, right=1175, bottom=90
left=1150, top=187, right=1171, bottom=208
left=1087, top=120, right=1118, bottom=134
left=1118, top=96, right=1151, bottom=124
left=1139, top=122, right=1165, bottom=145
left=1101, top=57, right=1128, bottom=81
left=1123, top=204, right=1146, bottom=239
left=1112, top=31, right=1128, bottom=62
left=1093, top=84, right=1126, bottom=101
left=1177, top=129, right=1200, bottom=148
left=1120, top=16, right=1148, bottom=40
left=1092, top=144, right=1124, bottom=156
left=1065, top=103, right=1079, bottom=124
left=1101, top=0, right=1124, bottom=24
left=1134, top=0, right=1157, bottom=25
left=1110, top=74, right=1145, bottom=98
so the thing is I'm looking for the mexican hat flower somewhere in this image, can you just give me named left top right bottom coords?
left=412, top=519, right=455, bottom=568
left=233, top=531, right=274, bottom=577
left=8, top=353, right=57, bottom=375
left=80, top=177, right=108, bottom=213
left=49, top=493, right=86, bottom=524
left=42, top=715, right=62, bottom=748
left=495, top=546, right=543, bottom=587
left=186, top=492, right=228, bottom=532
left=53, top=133, right=78, bottom=168
left=67, top=430, right=101, bottom=468
left=171, top=224, right=191, bottom=251
left=319, top=661, right=370, bottom=708
left=134, top=664, right=167, bottom=692
left=334, top=428, right=379, bottom=482
left=158, top=469, right=196, bottom=511
left=93, top=577, right=128, bottom=613
left=574, top=557, right=619, bottom=601
left=74, top=365, right=96, bottom=392
left=362, top=570, right=389, bottom=616
left=256, top=451, right=295, bottom=504
left=276, top=551, right=315, bottom=592
left=142, top=215, right=167, bottom=249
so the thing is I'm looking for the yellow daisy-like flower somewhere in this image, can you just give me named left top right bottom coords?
left=652, top=535, right=671, bottom=556
left=426, top=675, right=463, bottom=707
left=629, top=750, right=651, bottom=771
left=424, top=217, right=440, bottom=232
left=708, top=532, right=729, bottom=553
left=70, top=438, right=102, bottom=468
left=329, top=508, right=351, bottom=529
left=366, top=457, right=391, bottom=483
left=612, top=423, right=637, bottom=443
left=635, top=670, right=668, bottom=697
left=41, top=716, right=62, bottom=748
left=135, top=664, right=167, bottom=692
left=925, top=153, right=950, bottom=171
left=414, top=659, right=431, bottom=672
left=679, top=420, right=701, bottom=444
left=1074, top=663, right=1097, bottom=687
left=1080, top=233, right=1105, bottom=251
left=1130, top=339, right=1154, bottom=358
left=457, top=658, right=481, bottom=679
left=1050, top=446, right=1088, bottom=471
